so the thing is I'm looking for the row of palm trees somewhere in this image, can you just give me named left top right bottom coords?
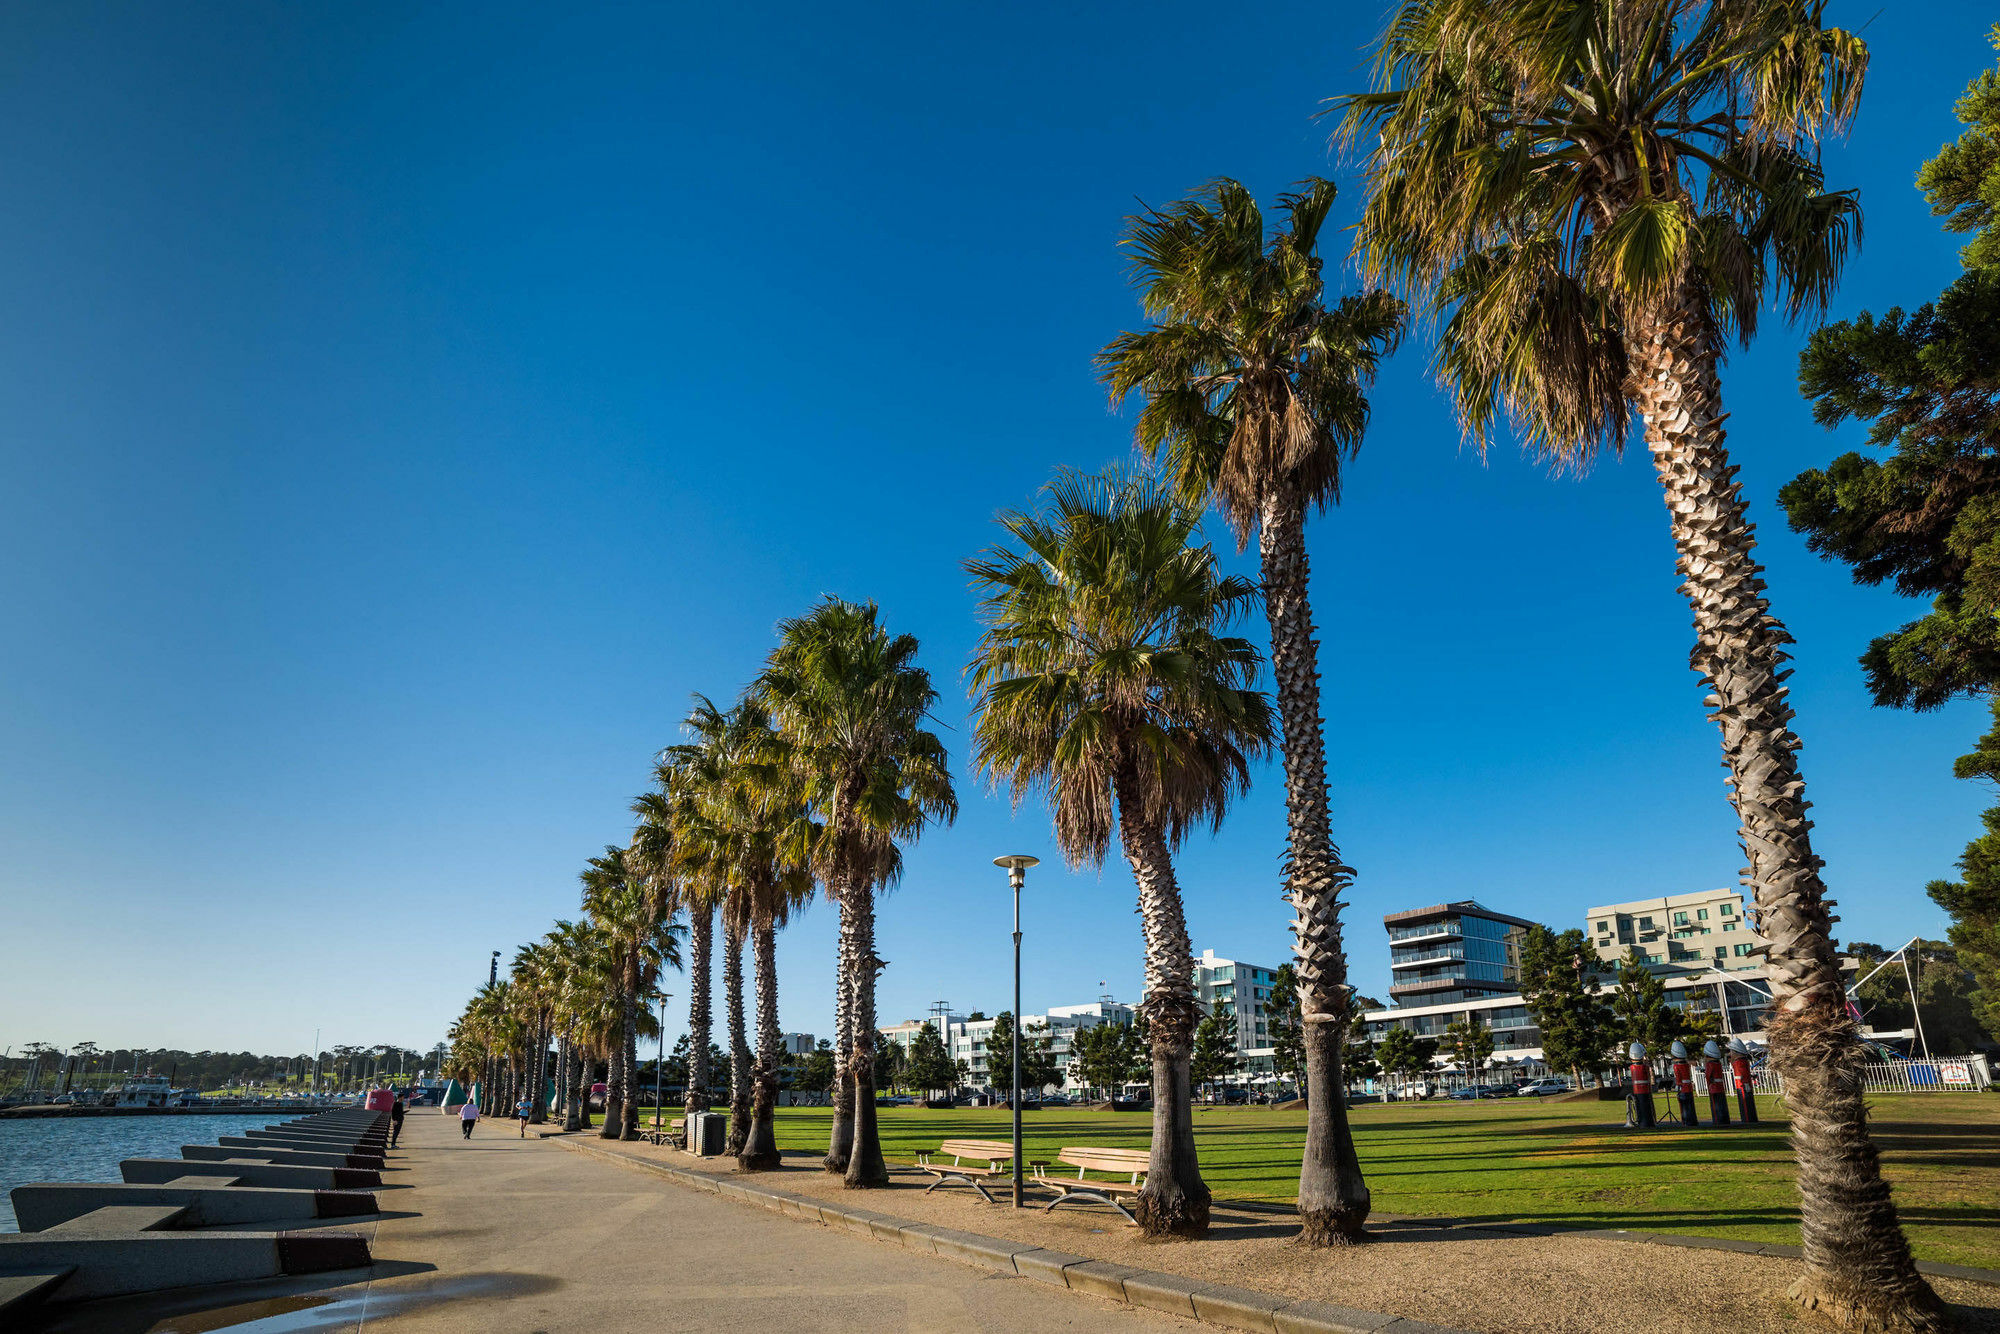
left=446, top=598, right=958, bottom=1183
left=444, top=4, right=1934, bottom=1325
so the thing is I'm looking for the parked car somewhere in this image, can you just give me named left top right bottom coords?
left=1517, top=1078, right=1571, bottom=1097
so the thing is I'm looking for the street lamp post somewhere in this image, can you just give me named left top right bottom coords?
left=994, top=854, right=1040, bottom=1207
left=654, top=993, right=673, bottom=1135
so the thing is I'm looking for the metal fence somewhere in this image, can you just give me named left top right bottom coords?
left=1728, top=1055, right=1992, bottom=1096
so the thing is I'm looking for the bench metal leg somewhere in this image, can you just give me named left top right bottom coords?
left=1041, top=1188, right=1136, bottom=1225
left=921, top=1172, right=995, bottom=1204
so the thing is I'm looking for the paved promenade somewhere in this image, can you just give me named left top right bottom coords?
left=36, top=1108, right=1191, bottom=1333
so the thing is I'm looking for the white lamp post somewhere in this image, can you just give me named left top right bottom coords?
left=994, top=854, right=1040, bottom=1206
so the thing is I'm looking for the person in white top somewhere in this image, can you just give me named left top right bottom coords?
left=459, top=1099, right=480, bottom=1139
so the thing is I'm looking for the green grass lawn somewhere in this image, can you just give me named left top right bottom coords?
left=771, top=1093, right=2000, bottom=1269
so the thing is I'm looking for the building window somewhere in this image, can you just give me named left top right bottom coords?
left=1595, top=920, right=1608, bottom=932
left=1673, top=912, right=1689, bottom=926
left=1733, top=943, right=1752, bottom=957
left=1697, top=908, right=1709, bottom=920
left=1639, top=916, right=1655, bottom=929
left=1714, top=947, right=1726, bottom=960
left=1720, top=901, right=1736, bottom=916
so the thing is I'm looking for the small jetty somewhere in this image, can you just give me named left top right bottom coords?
left=0, top=1105, right=385, bottom=1320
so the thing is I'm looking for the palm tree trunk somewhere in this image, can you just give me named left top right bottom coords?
left=531, top=1017, right=549, bottom=1123
left=824, top=888, right=855, bottom=1173
left=741, top=910, right=784, bottom=1170
left=599, top=996, right=627, bottom=1140
left=557, top=1035, right=576, bottom=1131
left=574, top=1048, right=593, bottom=1130
left=843, top=883, right=889, bottom=1188
left=1259, top=485, right=1369, bottom=1246
left=621, top=998, right=640, bottom=1140
left=1628, top=293, right=1943, bottom=1331
left=1115, top=772, right=1210, bottom=1238
left=723, top=914, right=753, bottom=1157
left=686, top=905, right=714, bottom=1115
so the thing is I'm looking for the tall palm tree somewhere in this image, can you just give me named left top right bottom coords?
left=1333, top=4, right=1934, bottom=1324
left=581, top=845, right=685, bottom=1140
left=757, top=598, right=957, bottom=1188
left=682, top=699, right=819, bottom=1171
left=1099, top=179, right=1403, bottom=1244
left=967, top=467, right=1272, bottom=1237
left=636, top=762, right=717, bottom=1120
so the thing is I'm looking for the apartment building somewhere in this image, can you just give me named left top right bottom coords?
left=1585, top=890, right=1765, bottom=970
left=1383, top=901, right=1536, bottom=1007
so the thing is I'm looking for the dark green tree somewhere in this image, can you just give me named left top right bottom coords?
left=1612, top=950, right=1681, bottom=1060
left=1019, top=1021, right=1062, bottom=1093
left=1190, top=1011, right=1238, bottom=1096
left=1518, top=926, right=1615, bottom=1087
left=796, top=1039, right=835, bottom=1095
left=1442, top=1015, right=1494, bottom=1084
left=906, top=1022, right=956, bottom=1095
left=1373, top=1027, right=1430, bottom=1097
left=1342, top=1037, right=1378, bottom=1091
left=1264, top=965, right=1306, bottom=1087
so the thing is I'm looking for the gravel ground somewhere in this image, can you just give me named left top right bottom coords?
left=574, top=1133, right=2000, bottom=1334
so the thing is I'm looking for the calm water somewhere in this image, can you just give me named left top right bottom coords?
left=0, top=1113, right=278, bottom=1231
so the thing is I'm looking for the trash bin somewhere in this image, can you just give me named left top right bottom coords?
left=687, top=1111, right=726, bottom=1156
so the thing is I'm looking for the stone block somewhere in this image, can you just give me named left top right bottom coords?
left=1119, top=1267, right=1206, bottom=1318
left=1011, top=1248, right=1087, bottom=1286
left=1061, top=1260, right=1141, bottom=1303
left=1192, top=1282, right=1287, bottom=1332
left=1274, top=1299, right=1400, bottom=1334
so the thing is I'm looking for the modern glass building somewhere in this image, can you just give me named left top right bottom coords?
left=1382, top=900, right=1537, bottom=1007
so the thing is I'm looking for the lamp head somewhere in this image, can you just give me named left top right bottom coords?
left=994, top=854, right=1039, bottom=888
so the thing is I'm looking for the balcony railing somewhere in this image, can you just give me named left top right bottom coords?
left=1390, top=946, right=1465, bottom=969
left=1387, top=920, right=1461, bottom=943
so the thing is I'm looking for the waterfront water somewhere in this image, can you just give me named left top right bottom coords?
left=0, top=1113, right=278, bottom=1231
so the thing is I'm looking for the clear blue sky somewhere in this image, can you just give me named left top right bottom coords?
left=2, top=2, right=1993, bottom=1062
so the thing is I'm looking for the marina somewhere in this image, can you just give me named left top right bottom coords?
left=0, top=1113, right=291, bottom=1231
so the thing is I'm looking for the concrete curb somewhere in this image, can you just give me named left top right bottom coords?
left=547, top=1135, right=1472, bottom=1334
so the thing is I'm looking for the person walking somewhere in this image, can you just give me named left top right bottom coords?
left=515, top=1093, right=532, bottom=1138
left=459, top=1098, right=480, bottom=1140
left=389, top=1095, right=406, bottom=1148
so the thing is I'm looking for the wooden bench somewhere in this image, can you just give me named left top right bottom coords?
left=1033, top=1147, right=1149, bottom=1225
left=914, top=1139, right=1017, bottom=1203
left=643, top=1117, right=686, bottom=1149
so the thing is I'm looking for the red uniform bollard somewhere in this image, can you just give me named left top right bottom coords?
left=1703, top=1041, right=1730, bottom=1127
left=1729, top=1041, right=1758, bottom=1123
left=1670, top=1041, right=1697, bottom=1127
left=1625, top=1042, right=1655, bottom=1129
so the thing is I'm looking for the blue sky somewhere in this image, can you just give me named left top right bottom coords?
left=2, top=2, right=1994, bottom=1061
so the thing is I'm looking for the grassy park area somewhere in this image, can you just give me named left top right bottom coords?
left=769, top=1094, right=2000, bottom=1270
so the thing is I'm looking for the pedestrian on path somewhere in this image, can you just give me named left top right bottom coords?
left=389, top=1095, right=406, bottom=1148
left=459, top=1099, right=480, bottom=1139
left=516, top=1093, right=532, bottom=1137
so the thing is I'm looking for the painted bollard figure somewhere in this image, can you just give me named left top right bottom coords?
left=1670, top=1040, right=1697, bottom=1127
left=1729, top=1038, right=1759, bottom=1124
left=1625, top=1042, right=1655, bottom=1130
left=1703, top=1040, right=1730, bottom=1127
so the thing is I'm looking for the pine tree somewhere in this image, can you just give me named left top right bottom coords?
left=1519, top=926, right=1615, bottom=1086
left=1190, top=1011, right=1239, bottom=1096
left=1612, top=950, right=1681, bottom=1060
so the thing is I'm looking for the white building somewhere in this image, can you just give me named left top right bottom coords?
left=781, top=1033, right=816, bottom=1057
left=881, top=1002, right=1134, bottom=1094
left=1191, top=949, right=1283, bottom=1083
left=1585, top=890, right=1766, bottom=971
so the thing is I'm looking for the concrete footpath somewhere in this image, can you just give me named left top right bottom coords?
left=31, top=1108, right=1194, bottom=1333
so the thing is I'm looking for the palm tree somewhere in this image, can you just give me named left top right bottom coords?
left=682, top=699, right=818, bottom=1171
left=635, top=765, right=716, bottom=1121
left=1332, top=4, right=1934, bottom=1324
left=757, top=598, right=957, bottom=1188
left=1098, top=179, right=1403, bottom=1244
left=967, top=467, right=1272, bottom=1237
left=581, top=845, right=685, bottom=1140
